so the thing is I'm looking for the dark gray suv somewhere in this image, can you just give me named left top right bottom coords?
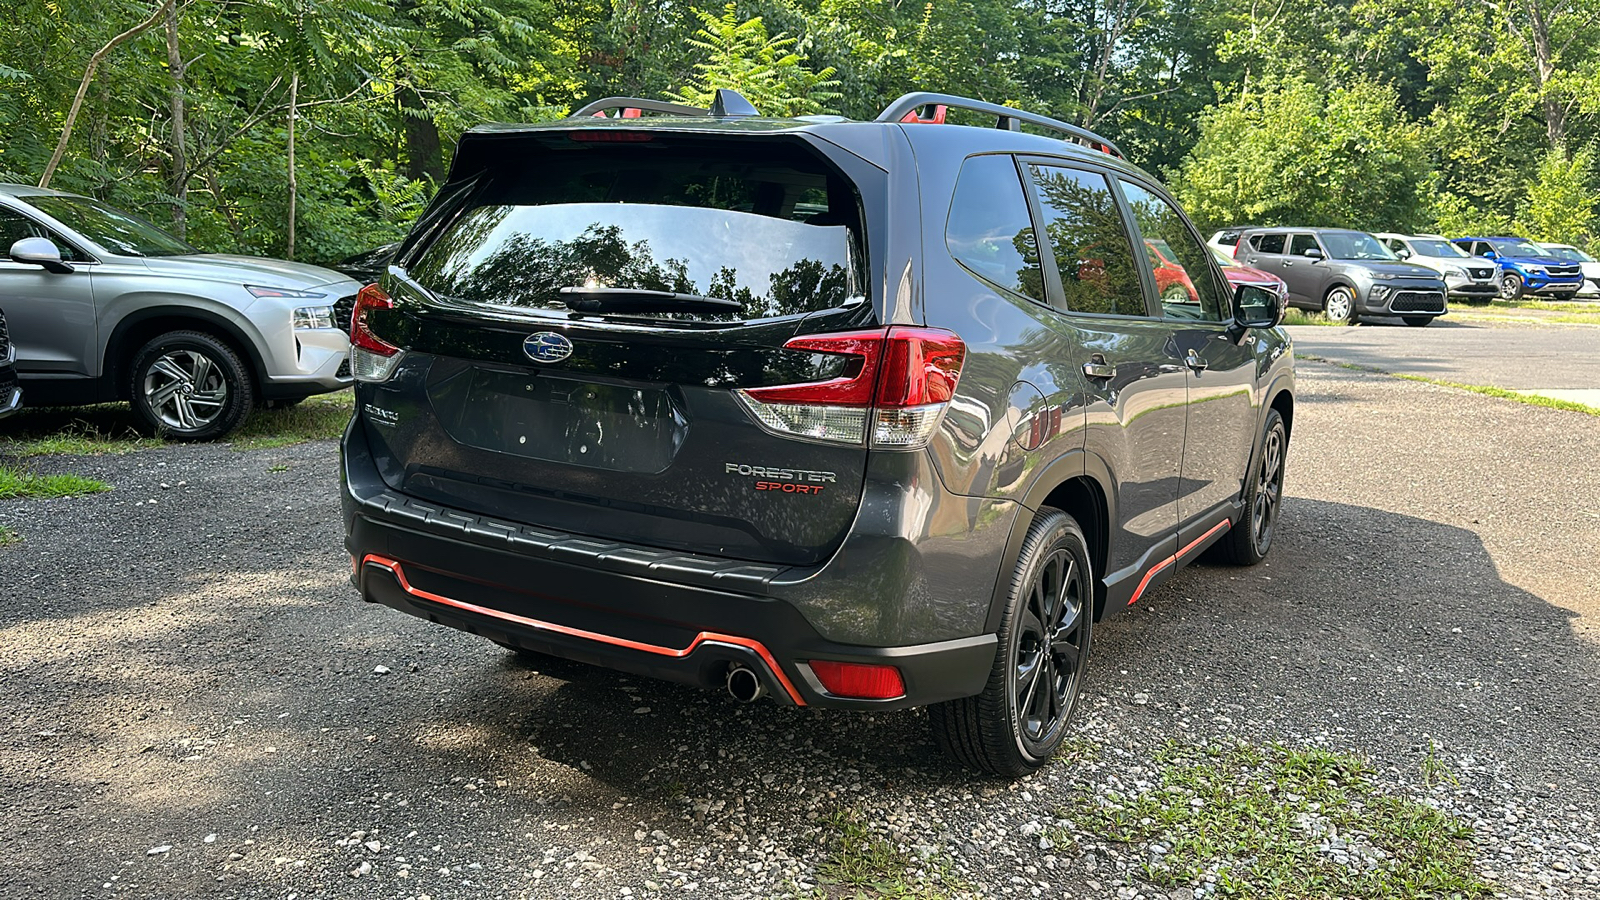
left=1236, top=227, right=1448, bottom=326
left=341, top=90, right=1295, bottom=775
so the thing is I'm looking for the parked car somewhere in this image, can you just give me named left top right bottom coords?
left=331, top=242, right=398, bottom=286
left=1211, top=245, right=1288, bottom=300
left=342, top=89, right=1295, bottom=777
left=1537, top=243, right=1600, bottom=299
left=1235, top=227, right=1448, bottom=326
left=1451, top=236, right=1584, bottom=301
left=0, top=184, right=361, bottom=439
left=1375, top=233, right=1499, bottom=303
left=1206, top=225, right=1258, bottom=258
left=0, top=306, right=19, bottom=420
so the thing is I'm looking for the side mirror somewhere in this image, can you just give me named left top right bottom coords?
left=9, top=236, right=74, bottom=274
left=1302, top=247, right=1324, bottom=260
left=1395, top=248, right=1412, bottom=260
left=1481, top=249, right=1497, bottom=259
left=1231, top=283, right=1282, bottom=334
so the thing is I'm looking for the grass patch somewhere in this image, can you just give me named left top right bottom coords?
left=1296, top=354, right=1600, bottom=417
left=0, top=524, right=18, bottom=545
left=1281, top=309, right=1339, bottom=326
left=0, top=391, right=354, bottom=455
left=0, top=465, right=111, bottom=499
left=229, top=390, right=354, bottom=451
left=813, top=807, right=967, bottom=899
left=1448, top=299, right=1598, bottom=314
left=1058, top=742, right=1490, bottom=900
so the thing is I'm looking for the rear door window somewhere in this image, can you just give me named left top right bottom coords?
left=1253, top=233, right=1287, bottom=255
left=945, top=154, right=1046, bottom=303
left=1026, top=164, right=1148, bottom=317
left=408, top=144, right=865, bottom=320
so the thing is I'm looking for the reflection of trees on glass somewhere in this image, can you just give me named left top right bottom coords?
left=945, top=154, right=1045, bottom=304
left=411, top=215, right=849, bottom=318
left=1030, top=166, right=1145, bottom=316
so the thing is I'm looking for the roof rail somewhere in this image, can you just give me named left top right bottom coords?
left=571, top=89, right=760, bottom=120
left=876, top=92, right=1125, bottom=160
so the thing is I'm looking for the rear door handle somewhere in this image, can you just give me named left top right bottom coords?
left=1082, top=359, right=1116, bottom=380
left=1185, top=349, right=1208, bottom=372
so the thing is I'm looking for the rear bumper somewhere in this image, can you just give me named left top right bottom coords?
left=341, top=422, right=997, bottom=710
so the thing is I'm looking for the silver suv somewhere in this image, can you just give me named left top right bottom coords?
left=0, top=184, right=359, bottom=439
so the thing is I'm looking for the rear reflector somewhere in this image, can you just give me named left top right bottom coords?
left=735, top=327, right=966, bottom=449
left=349, top=284, right=404, bottom=383
left=808, top=660, right=906, bottom=700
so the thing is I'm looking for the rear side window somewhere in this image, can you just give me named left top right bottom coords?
left=1028, top=164, right=1147, bottom=316
left=1252, top=233, right=1287, bottom=254
left=945, top=155, right=1045, bottom=303
left=408, top=144, right=864, bottom=320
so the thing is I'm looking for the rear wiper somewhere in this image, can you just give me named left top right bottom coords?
left=558, top=287, right=743, bottom=314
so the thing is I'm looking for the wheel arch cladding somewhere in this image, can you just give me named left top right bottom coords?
left=106, top=308, right=266, bottom=399
left=986, top=457, right=1113, bottom=634
left=1270, top=389, right=1294, bottom=441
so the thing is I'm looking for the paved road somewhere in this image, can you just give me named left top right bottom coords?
left=2, top=364, right=1599, bottom=899
left=1288, top=317, right=1600, bottom=398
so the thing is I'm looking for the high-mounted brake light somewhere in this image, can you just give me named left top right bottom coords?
left=568, top=130, right=654, bottom=142
left=735, top=327, right=966, bottom=449
left=349, top=284, right=404, bottom=382
left=808, top=660, right=905, bottom=700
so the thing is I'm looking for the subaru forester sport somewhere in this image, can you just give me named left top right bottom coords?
left=342, top=90, right=1295, bottom=776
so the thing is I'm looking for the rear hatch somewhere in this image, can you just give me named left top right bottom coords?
left=360, top=130, right=888, bottom=566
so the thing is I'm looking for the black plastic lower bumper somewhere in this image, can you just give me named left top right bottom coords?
left=347, top=514, right=997, bottom=710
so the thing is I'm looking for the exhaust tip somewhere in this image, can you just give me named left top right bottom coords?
left=726, top=665, right=766, bottom=703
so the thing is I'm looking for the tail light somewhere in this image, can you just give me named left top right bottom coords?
left=807, top=660, right=905, bottom=699
left=349, top=284, right=403, bottom=383
left=735, top=327, right=966, bottom=449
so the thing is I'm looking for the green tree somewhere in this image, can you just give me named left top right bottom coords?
left=1521, top=149, right=1596, bottom=244
left=1173, top=79, right=1430, bottom=233
left=668, top=4, right=840, bottom=115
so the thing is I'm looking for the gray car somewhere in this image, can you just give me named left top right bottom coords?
left=1236, top=227, right=1449, bottom=326
left=0, top=184, right=359, bottom=439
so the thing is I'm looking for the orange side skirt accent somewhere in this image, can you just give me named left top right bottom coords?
left=360, top=554, right=807, bottom=706
left=1126, top=519, right=1232, bottom=606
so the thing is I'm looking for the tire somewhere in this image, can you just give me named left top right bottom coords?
left=1550, top=291, right=1578, bottom=302
left=1402, top=316, right=1434, bottom=327
left=1323, top=286, right=1357, bottom=325
left=1499, top=273, right=1524, bottom=300
left=929, top=509, right=1094, bottom=777
left=129, top=331, right=254, bottom=441
left=262, top=397, right=306, bottom=410
left=1211, top=408, right=1288, bottom=566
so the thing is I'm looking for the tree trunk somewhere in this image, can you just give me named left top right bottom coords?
left=400, top=85, right=446, bottom=183
left=287, top=72, right=298, bottom=261
left=1526, top=0, right=1564, bottom=151
left=39, top=0, right=172, bottom=188
left=164, top=0, right=188, bottom=239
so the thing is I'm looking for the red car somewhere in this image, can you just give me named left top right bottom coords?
left=1212, top=246, right=1287, bottom=299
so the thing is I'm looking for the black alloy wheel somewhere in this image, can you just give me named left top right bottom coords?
left=930, top=509, right=1093, bottom=776
left=1211, top=407, right=1288, bottom=565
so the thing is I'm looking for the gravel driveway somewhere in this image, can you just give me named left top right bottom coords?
left=2, top=361, right=1597, bottom=899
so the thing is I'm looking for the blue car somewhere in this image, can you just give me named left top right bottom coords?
left=1452, top=236, right=1586, bottom=300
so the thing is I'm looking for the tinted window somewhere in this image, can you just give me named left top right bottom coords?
left=1253, top=233, right=1287, bottom=254
left=1492, top=238, right=1544, bottom=257
left=0, top=207, right=85, bottom=261
left=1410, top=239, right=1469, bottom=258
left=1028, top=165, right=1146, bottom=316
left=410, top=145, right=863, bottom=320
left=1289, top=233, right=1321, bottom=256
left=1321, top=232, right=1393, bottom=260
left=25, top=196, right=191, bottom=257
left=945, top=155, right=1045, bottom=303
left=1120, top=180, right=1227, bottom=321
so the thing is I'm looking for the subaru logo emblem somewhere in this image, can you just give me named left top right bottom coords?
left=523, top=331, right=573, bottom=364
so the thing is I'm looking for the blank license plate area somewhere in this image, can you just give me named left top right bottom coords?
left=441, top=368, right=686, bottom=473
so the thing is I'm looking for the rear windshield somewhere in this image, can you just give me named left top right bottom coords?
left=408, top=144, right=864, bottom=320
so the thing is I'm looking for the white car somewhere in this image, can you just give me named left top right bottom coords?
left=1537, top=243, right=1600, bottom=298
left=1375, top=232, right=1500, bottom=303
left=1206, top=226, right=1256, bottom=259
